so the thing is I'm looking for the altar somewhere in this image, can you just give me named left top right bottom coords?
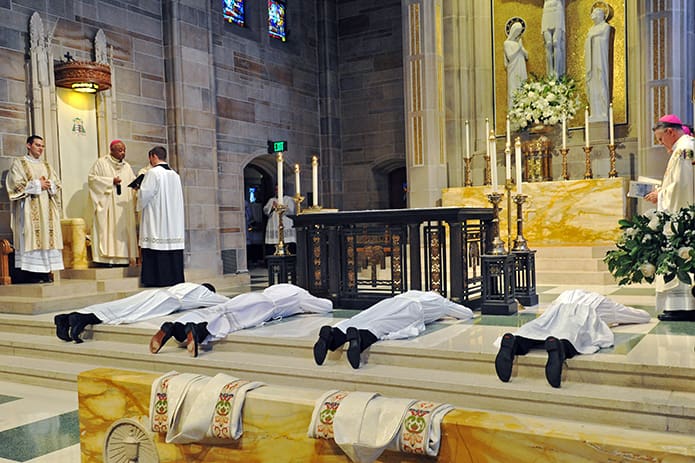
left=442, top=178, right=627, bottom=247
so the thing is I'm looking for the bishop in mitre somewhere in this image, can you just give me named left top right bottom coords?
left=88, top=139, right=138, bottom=266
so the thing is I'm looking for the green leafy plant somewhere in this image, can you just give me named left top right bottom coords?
left=605, top=205, right=695, bottom=286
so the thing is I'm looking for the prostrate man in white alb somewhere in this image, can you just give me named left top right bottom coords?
left=494, top=289, right=651, bottom=388
left=88, top=139, right=138, bottom=267
left=137, top=146, right=185, bottom=287
left=54, top=282, right=228, bottom=343
left=313, top=290, right=474, bottom=369
left=149, top=283, right=333, bottom=357
left=6, top=135, right=64, bottom=283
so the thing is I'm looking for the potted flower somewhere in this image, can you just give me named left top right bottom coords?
left=508, top=74, right=581, bottom=132
left=605, top=205, right=695, bottom=309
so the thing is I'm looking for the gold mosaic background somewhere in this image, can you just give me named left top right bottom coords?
left=492, top=0, right=626, bottom=133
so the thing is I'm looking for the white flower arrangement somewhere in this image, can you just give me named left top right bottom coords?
left=508, top=74, right=581, bottom=131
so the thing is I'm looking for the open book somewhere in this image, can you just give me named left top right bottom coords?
left=128, top=173, right=145, bottom=189
left=627, top=176, right=661, bottom=198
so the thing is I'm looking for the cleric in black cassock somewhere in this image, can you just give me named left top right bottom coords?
left=137, top=146, right=185, bottom=287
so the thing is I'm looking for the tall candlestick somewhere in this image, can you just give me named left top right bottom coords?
left=505, top=143, right=511, bottom=181
left=562, top=113, right=567, bottom=149
left=312, top=155, right=319, bottom=207
left=584, top=106, right=590, bottom=148
left=609, top=102, right=615, bottom=145
left=294, top=163, right=300, bottom=196
left=515, top=137, right=522, bottom=194
left=465, top=120, right=471, bottom=159
left=506, top=114, right=511, bottom=146
left=490, top=130, right=498, bottom=192
left=277, top=152, right=284, bottom=205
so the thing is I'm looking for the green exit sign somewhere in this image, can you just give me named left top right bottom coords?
left=267, top=140, right=287, bottom=153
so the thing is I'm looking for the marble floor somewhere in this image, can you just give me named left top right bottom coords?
left=1, top=271, right=694, bottom=462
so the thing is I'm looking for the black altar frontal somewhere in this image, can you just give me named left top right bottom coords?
left=292, top=207, right=497, bottom=309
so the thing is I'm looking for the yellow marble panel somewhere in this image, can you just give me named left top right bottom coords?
left=442, top=178, right=627, bottom=246
left=79, top=368, right=695, bottom=463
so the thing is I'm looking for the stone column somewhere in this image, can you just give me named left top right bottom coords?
left=402, top=0, right=447, bottom=208
left=638, top=1, right=695, bottom=183
left=162, top=1, right=222, bottom=274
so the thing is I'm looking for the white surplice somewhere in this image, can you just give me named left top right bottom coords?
left=77, top=283, right=229, bottom=324
left=88, top=155, right=138, bottom=264
left=495, top=289, right=651, bottom=354
left=657, top=134, right=695, bottom=214
left=334, top=290, right=473, bottom=340
left=175, top=283, right=333, bottom=343
left=138, top=164, right=185, bottom=251
left=6, top=155, right=64, bottom=272
left=263, top=195, right=296, bottom=244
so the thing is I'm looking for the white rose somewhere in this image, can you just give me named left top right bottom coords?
left=678, top=247, right=693, bottom=262
left=640, top=263, right=656, bottom=277
left=648, top=215, right=660, bottom=230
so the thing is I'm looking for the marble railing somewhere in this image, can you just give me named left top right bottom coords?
left=78, top=368, right=694, bottom=463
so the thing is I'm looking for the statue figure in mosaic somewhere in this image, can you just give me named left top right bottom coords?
left=585, top=5, right=613, bottom=122
left=541, top=0, right=565, bottom=77
left=504, top=18, right=528, bottom=108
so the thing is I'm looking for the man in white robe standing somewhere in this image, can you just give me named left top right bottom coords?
left=263, top=186, right=296, bottom=255
left=313, top=290, right=473, bottom=369
left=149, top=283, right=332, bottom=357
left=137, top=146, right=185, bottom=287
left=6, top=135, right=64, bottom=283
left=494, top=289, right=650, bottom=388
left=54, top=282, right=227, bottom=343
left=88, top=139, right=138, bottom=266
left=644, top=114, right=695, bottom=321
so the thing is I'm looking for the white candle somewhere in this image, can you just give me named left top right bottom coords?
left=515, top=137, right=522, bottom=194
left=465, top=120, right=471, bottom=159
left=609, top=102, right=615, bottom=145
left=490, top=131, right=498, bottom=192
left=485, top=118, right=490, bottom=145
left=294, top=164, right=300, bottom=196
left=505, top=143, right=511, bottom=181
left=562, top=113, right=567, bottom=149
left=585, top=106, right=590, bottom=148
left=277, top=153, right=284, bottom=206
left=312, top=155, right=319, bottom=207
left=506, top=114, right=511, bottom=146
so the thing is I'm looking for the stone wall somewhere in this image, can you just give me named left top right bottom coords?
left=337, top=0, right=405, bottom=211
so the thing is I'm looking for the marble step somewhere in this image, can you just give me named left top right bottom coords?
left=535, top=269, right=617, bottom=286
left=534, top=246, right=615, bottom=259
left=1, top=332, right=694, bottom=435
left=534, top=257, right=609, bottom=272
left=0, top=292, right=127, bottom=315
left=0, top=316, right=687, bottom=394
left=0, top=279, right=97, bottom=298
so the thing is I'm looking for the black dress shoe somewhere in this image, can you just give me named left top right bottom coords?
left=544, top=336, right=565, bottom=388
left=149, top=322, right=175, bottom=354
left=68, top=313, right=102, bottom=343
left=657, top=310, right=695, bottom=322
left=54, top=314, right=72, bottom=342
left=313, top=325, right=332, bottom=365
left=346, top=327, right=361, bottom=369
left=495, top=333, right=517, bottom=382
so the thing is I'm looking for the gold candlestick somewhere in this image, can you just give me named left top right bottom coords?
left=464, top=156, right=473, bottom=187
left=486, top=191, right=506, bottom=255
left=512, top=194, right=529, bottom=251
left=484, top=155, right=491, bottom=185
left=293, top=193, right=305, bottom=214
left=273, top=203, right=289, bottom=256
left=559, top=148, right=570, bottom=180
left=582, top=146, right=593, bottom=179
left=607, top=143, right=618, bottom=178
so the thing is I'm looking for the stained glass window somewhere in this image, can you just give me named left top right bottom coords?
left=223, top=0, right=245, bottom=27
left=268, top=0, right=286, bottom=42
